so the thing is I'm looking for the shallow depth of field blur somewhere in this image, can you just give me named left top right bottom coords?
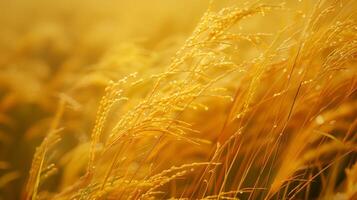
left=0, top=0, right=356, bottom=199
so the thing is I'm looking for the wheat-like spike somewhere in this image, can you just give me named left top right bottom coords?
left=25, top=99, right=65, bottom=200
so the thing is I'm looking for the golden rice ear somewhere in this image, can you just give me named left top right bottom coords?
left=25, top=100, right=65, bottom=200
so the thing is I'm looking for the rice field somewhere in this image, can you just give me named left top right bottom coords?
left=0, top=0, right=356, bottom=199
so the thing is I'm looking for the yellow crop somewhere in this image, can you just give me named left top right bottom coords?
left=0, top=0, right=356, bottom=199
